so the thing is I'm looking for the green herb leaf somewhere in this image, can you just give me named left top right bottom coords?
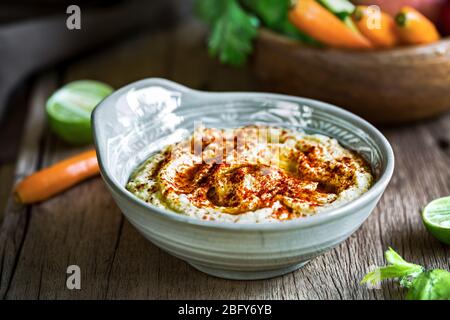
left=342, top=16, right=359, bottom=33
left=194, top=0, right=223, bottom=24
left=361, top=248, right=423, bottom=287
left=196, top=0, right=259, bottom=66
left=406, top=270, right=450, bottom=300
left=362, top=247, right=450, bottom=300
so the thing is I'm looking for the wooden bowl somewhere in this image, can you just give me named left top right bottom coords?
left=252, top=29, right=450, bottom=124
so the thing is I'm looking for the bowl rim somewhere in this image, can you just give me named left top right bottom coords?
left=92, top=78, right=395, bottom=231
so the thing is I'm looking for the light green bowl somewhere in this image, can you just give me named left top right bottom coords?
left=92, top=78, right=394, bottom=280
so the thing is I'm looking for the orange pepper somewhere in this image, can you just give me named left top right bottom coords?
left=353, top=5, right=399, bottom=48
left=288, top=0, right=373, bottom=50
left=15, top=149, right=99, bottom=204
left=395, top=6, right=440, bottom=45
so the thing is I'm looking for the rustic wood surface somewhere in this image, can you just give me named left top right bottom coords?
left=0, top=21, right=449, bottom=300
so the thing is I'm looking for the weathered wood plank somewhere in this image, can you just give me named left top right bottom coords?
left=0, top=164, right=15, bottom=222
left=0, top=74, right=57, bottom=299
left=2, top=98, right=123, bottom=299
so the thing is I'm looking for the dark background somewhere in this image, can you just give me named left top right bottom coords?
left=0, top=0, right=191, bottom=155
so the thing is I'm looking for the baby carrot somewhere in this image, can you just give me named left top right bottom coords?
left=15, top=149, right=99, bottom=204
left=353, top=6, right=398, bottom=48
left=395, top=6, right=440, bottom=45
left=288, top=0, right=373, bottom=50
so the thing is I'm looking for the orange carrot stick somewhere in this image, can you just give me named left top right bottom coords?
left=288, top=0, right=373, bottom=50
left=395, top=6, right=440, bottom=45
left=15, top=149, right=99, bottom=204
left=353, top=6, right=398, bottom=48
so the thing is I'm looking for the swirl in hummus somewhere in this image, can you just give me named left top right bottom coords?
left=126, top=126, right=373, bottom=223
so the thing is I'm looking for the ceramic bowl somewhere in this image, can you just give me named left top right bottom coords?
left=92, top=78, right=394, bottom=280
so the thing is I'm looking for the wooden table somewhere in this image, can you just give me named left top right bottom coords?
left=0, top=21, right=449, bottom=300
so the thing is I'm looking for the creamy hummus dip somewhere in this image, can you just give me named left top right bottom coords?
left=126, top=126, right=373, bottom=223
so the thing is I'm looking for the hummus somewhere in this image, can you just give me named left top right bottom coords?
left=126, top=126, right=373, bottom=223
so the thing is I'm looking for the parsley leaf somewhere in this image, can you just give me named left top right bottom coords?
left=241, top=0, right=289, bottom=29
left=196, top=0, right=259, bottom=66
left=361, top=247, right=424, bottom=287
left=195, top=0, right=321, bottom=66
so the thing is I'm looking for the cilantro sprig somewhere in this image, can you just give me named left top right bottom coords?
left=195, top=0, right=259, bottom=66
left=361, top=248, right=450, bottom=300
left=195, top=0, right=318, bottom=66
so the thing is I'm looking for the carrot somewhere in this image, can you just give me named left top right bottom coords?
left=353, top=6, right=398, bottom=48
left=288, top=0, right=373, bottom=50
left=14, top=149, right=99, bottom=204
left=395, top=6, right=440, bottom=45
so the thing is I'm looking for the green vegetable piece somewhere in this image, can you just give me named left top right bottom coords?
left=318, top=0, right=355, bottom=18
left=241, top=0, right=289, bottom=29
left=422, top=196, right=450, bottom=245
left=46, top=80, right=113, bottom=145
left=361, top=247, right=423, bottom=287
left=361, top=248, right=450, bottom=300
left=242, top=0, right=321, bottom=45
left=194, top=0, right=223, bottom=24
left=195, top=0, right=321, bottom=65
left=196, top=0, right=259, bottom=66
left=406, top=270, right=450, bottom=300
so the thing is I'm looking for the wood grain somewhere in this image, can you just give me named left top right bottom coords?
left=0, top=21, right=449, bottom=300
left=0, top=164, right=15, bottom=223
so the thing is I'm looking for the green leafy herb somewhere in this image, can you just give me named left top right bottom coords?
left=195, top=0, right=320, bottom=66
left=241, top=0, right=289, bottom=29
left=195, top=0, right=259, bottom=66
left=317, top=0, right=357, bottom=33
left=406, top=269, right=450, bottom=300
left=422, top=196, right=450, bottom=245
left=317, top=0, right=355, bottom=19
left=361, top=248, right=450, bottom=300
